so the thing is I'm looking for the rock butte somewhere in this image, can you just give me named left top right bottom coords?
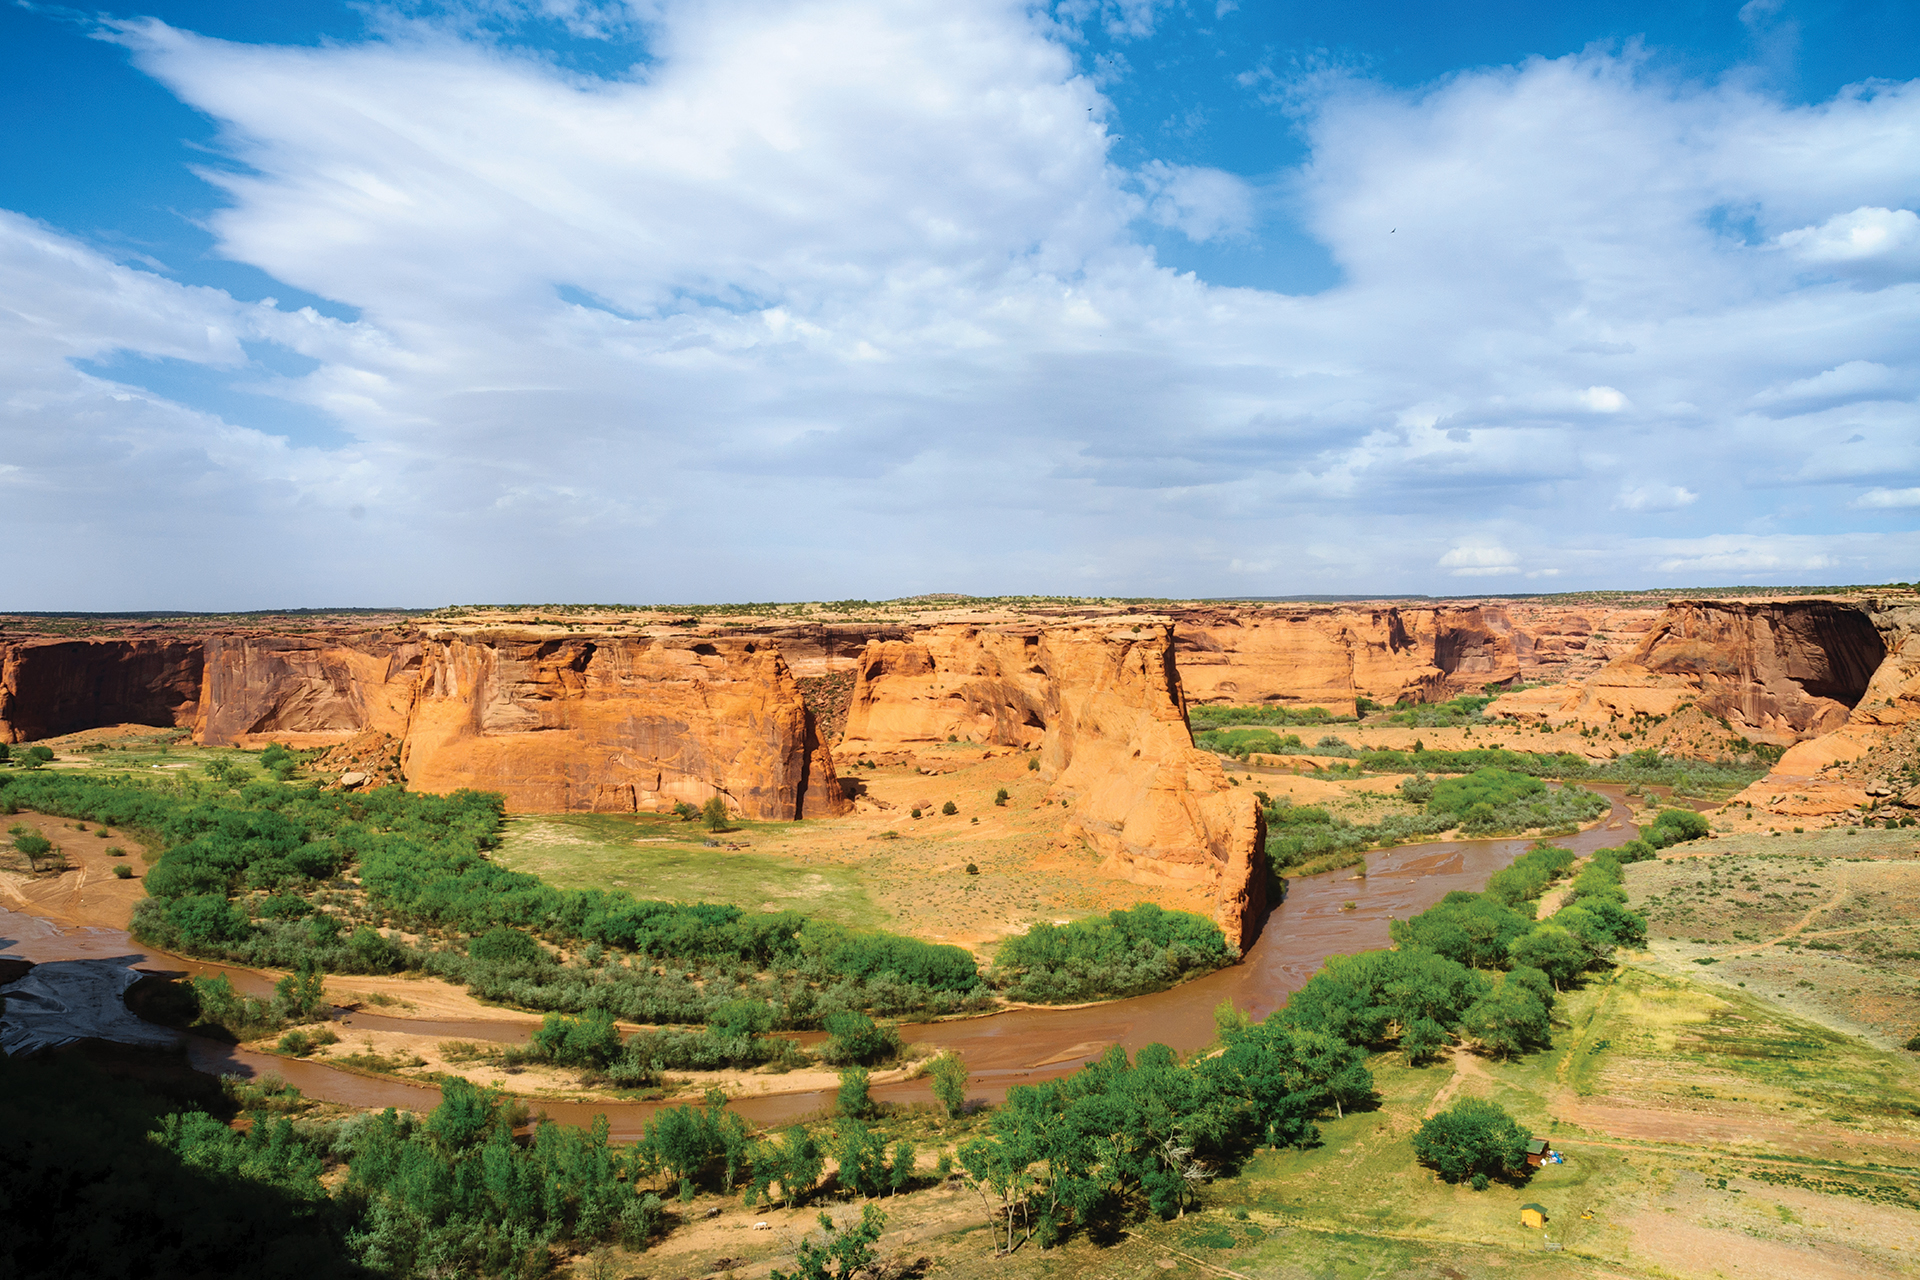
left=4, top=593, right=1917, bottom=946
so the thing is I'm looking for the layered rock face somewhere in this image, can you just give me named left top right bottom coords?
left=1166, top=602, right=1656, bottom=713
left=195, top=634, right=417, bottom=745
left=839, top=621, right=1266, bottom=949
left=189, top=630, right=845, bottom=820
left=1042, top=624, right=1267, bottom=951
left=1726, top=600, right=1920, bottom=818
left=840, top=626, right=1053, bottom=750
left=1497, top=599, right=1888, bottom=743
left=399, top=635, right=845, bottom=819
left=0, top=639, right=203, bottom=742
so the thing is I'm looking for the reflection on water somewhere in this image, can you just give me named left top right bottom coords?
left=1, top=791, right=1636, bottom=1137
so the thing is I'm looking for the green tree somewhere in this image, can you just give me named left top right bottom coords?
left=994, top=788, right=1009, bottom=806
left=770, top=1205, right=886, bottom=1280
left=533, top=1009, right=623, bottom=1068
left=929, top=1051, right=969, bottom=1119
left=205, top=757, right=251, bottom=787
left=749, top=1126, right=824, bottom=1208
left=13, top=829, right=53, bottom=870
left=837, top=1066, right=872, bottom=1119
left=1508, top=924, right=1591, bottom=990
left=1411, top=1098, right=1530, bottom=1184
left=941, top=800, right=958, bottom=816
left=1388, top=891, right=1531, bottom=968
left=818, top=1012, right=900, bottom=1065
left=271, top=960, right=328, bottom=1023
left=888, top=1139, right=916, bottom=1194
left=1459, top=974, right=1551, bottom=1059
left=702, top=796, right=730, bottom=831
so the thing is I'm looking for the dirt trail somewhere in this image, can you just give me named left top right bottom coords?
left=1713, top=863, right=1854, bottom=959
left=1424, top=1047, right=1486, bottom=1117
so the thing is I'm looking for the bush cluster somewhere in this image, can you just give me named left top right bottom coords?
left=988, top=903, right=1234, bottom=1003
left=0, top=770, right=986, bottom=1027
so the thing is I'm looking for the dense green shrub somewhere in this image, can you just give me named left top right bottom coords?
left=1411, top=1098, right=1531, bottom=1183
left=1485, top=843, right=1577, bottom=906
left=1388, top=891, right=1532, bottom=968
left=532, top=1009, right=623, bottom=1068
left=989, top=903, right=1233, bottom=1003
left=816, top=1011, right=902, bottom=1066
left=0, top=770, right=987, bottom=1024
left=1189, top=704, right=1348, bottom=729
left=1385, top=695, right=1496, bottom=728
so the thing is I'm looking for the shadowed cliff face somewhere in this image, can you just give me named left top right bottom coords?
left=0, top=640, right=202, bottom=743
left=1531, top=599, right=1891, bottom=744
left=1635, top=601, right=1885, bottom=723
left=1165, top=602, right=1645, bottom=713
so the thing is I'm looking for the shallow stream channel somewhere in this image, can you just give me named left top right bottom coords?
left=0, top=789, right=1639, bottom=1137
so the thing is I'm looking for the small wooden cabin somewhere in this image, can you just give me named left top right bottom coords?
left=1525, top=1138, right=1551, bottom=1167
left=1520, top=1203, right=1550, bottom=1229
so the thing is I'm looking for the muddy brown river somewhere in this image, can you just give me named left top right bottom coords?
left=0, top=790, right=1640, bottom=1138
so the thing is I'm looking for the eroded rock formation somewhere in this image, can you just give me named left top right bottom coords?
left=397, top=634, right=846, bottom=819
left=1042, top=624, right=1267, bottom=951
left=1166, top=602, right=1660, bottom=715
left=12, top=628, right=848, bottom=821
left=0, top=639, right=202, bottom=742
left=838, top=621, right=1266, bottom=949
left=1493, top=599, right=1888, bottom=744
left=1726, top=599, right=1920, bottom=818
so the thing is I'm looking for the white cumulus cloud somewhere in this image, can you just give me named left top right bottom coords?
left=1775, top=207, right=1920, bottom=284
left=1614, top=483, right=1699, bottom=513
left=1437, top=542, right=1519, bottom=577
left=1853, top=487, right=1920, bottom=509
left=1, top=4, right=1918, bottom=605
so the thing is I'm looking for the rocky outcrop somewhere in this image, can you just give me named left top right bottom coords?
left=1728, top=600, right=1920, bottom=819
left=840, top=626, right=1053, bottom=750
left=186, top=630, right=845, bottom=820
left=1497, top=599, right=1887, bottom=744
left=1167, top=602, right=1660, bottom=715
left=195, top=633, right=417, bottom=745
left=1042, top=624, right=1267, bottom=951
left=839, top=620, right=1267, bottom=949
left=0, top=639, right=202, bottom=742
left=399, top=634, right=846, bottom=820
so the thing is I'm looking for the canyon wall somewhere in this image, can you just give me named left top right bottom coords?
left=398, top=634, right=845, bottom=819
left=1491, top=599, right=1888, bottom=744
left=1165, top=602, right=1659, bottom=715
left=1041, top=624, right=1267, bottom=951
left=0, top=639, right=203, bottom=743
left=1724, top=600, right=1920, bottom=818
left=838, top=620, right=1266, bottom=949
left=177, top=630, right=845, bottom=821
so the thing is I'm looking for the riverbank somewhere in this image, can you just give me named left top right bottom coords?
left=1, top=790, right=1641, bottom=1130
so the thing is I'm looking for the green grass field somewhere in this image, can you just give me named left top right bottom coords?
left=492, top=812, right=893, bottom=930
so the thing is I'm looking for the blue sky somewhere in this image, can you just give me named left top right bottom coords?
left=1, top=1, right=1916, bottom=607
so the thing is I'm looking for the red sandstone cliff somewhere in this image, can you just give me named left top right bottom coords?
left=1722, top=599, right=1920, bottom=819
left=1167, top=602, right=1659, bottom=715
left=181, top=629, right=845, bottom=821
left=838, top=620, right=1266, bottom=949
left=1042, top=623, right=1266, bottom=951
left=1492, top=599, right=1888, bottom=745
left=0, top=639, right=202, bottom=743
left=398, top=634, right=846, bottom=820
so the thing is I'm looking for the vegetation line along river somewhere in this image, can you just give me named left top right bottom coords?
left=0, top=790, right=1638, bottom=1138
